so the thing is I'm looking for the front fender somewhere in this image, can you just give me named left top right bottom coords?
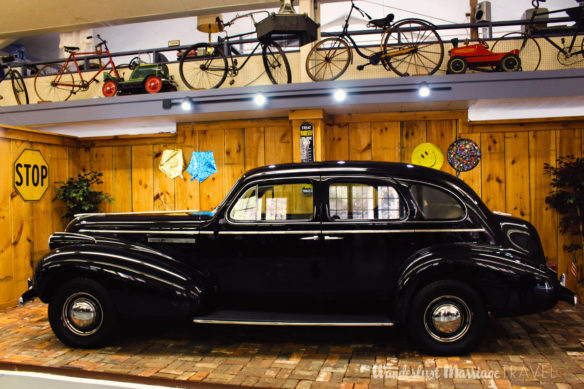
left=394, top=244, right=561, bottom=319
left=33, top=238, right=212, bottom=318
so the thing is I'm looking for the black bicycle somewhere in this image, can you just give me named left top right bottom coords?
left=179, top=11, right=292, bottom=89
left=490, top=0, right=584, bottom=71
left=305, top=0, right=444, bottom=81
left=0, top=55, right=29, bottom=105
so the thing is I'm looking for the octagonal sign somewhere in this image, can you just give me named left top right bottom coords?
left=13, top=149, right=50, bottom=201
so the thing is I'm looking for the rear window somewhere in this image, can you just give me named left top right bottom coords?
left=410, top=184, right=464, bottom=220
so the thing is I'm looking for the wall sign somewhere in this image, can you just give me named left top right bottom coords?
left=13, top=149, right=49, bottom=201
left=300, top=122, right=314, bottom=163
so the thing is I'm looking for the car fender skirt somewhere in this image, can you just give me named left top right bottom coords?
left=34, top=246, right=209, bottom=317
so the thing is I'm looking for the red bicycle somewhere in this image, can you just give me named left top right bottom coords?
left=34, top=34, right=122, bottom=102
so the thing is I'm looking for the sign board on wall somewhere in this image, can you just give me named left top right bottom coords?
left=13, top=149, right=49, bottom=201
left=300, top=122, right=314, bottom=163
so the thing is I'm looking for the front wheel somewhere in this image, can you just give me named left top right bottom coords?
left=34, top=63, right=74, bottom=102
left=10, top=70, right=29, bottom=105
left=382, top=19, right=444, bottom=77
left=499, top=53, right=521, bottom=72
left=144, top=76, right=163, bottom=93
left=407, top=280, right=486, bottom=355
left=305, top=37, right=351, bottom=81
left=48, top=278, right=118, bottom=348
left=179, top=43, right=228, bottom=90
left=491, top=32, right=541, bottom=71
left=262, top=41, right=292, bottom=84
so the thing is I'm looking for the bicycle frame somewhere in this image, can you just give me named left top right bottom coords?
left=220, top=31, right=264, bottom=75
left=525, top=3, right=584, bottom=58
left=51, top=48, right=120, bottom=89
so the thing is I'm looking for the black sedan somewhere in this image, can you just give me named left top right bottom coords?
left=20, top=161, right=576, bottom=354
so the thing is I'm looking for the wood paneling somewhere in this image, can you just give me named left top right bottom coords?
left=131, top=145, right=154, bottom=212
left=481, top=133, right=506, bottom=212
left=371, top=122, right=400, bottom=162
left=504, top=132, right=530, bottom=220
left=349, top=122, right=372, bottom=161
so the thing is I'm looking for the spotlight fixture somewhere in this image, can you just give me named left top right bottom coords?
left=254, top=93, right=267, bottom=106
left=181, top=98, right=193, bottom=111
left=333, top=89, right=347, bottom=102
left=418, top=82, right=431, bottom=97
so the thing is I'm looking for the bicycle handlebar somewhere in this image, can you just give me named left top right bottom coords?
left=532, top=0, right=546, bottom=9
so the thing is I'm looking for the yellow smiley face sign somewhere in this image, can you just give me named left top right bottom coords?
left=411, top=143, right=444, bottom=170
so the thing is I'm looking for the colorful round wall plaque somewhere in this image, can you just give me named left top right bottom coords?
left=411, top=142, right=444, bottom=170
left=447, top=138, right=481, bottom=173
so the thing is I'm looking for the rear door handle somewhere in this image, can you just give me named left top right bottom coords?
left=300, top=235, right=319, bottom=241
left=324, top=235, right=343, bottom=240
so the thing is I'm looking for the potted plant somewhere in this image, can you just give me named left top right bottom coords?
left=54, top=171, right=113, bottom=222
left=544, top=156, right=584, bottom=289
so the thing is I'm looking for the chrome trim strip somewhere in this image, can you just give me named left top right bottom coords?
left=78, top=229, right=199, bottom=235
left=320, top=229, right=485, bottom=234
left=193, top=319, right=395, bottom=327
left=219, top=230, right=322, bottom=235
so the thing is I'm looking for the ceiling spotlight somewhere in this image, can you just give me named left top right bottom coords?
left=333, top=89, right=347, bottom=102
left=254, top=93, right=267, bottom=106
left=418, top=82, right=431, bottom=97
left=181, top=98, right=193, bottom=111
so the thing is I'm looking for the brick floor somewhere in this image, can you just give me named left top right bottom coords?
left=2, top=301, right=584, bottom=388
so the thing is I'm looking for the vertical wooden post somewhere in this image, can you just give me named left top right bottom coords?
left=289, top=109, right=327, bottom=162
left=470, top=0, right=478, bottom=39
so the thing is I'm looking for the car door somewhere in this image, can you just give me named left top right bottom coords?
left=197, top=177, right=323, bottom=312
left=319, top=176, right=416, bottom=314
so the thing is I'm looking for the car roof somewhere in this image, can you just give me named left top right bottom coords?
left=242, top=161, right=460, bottom=185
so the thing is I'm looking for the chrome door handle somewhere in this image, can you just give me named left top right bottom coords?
left=300, top=235, right=319, bottom=241
left=324, top=236, right=343, bottom=240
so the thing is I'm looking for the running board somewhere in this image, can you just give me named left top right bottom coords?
left=193, top=310, right=396, bottom=327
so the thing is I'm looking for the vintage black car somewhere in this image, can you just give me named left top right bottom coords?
left=20, top=161, right=576, bottom=354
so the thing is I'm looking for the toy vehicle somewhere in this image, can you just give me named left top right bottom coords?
left=102, top=63, right=177, bottom=97
left=20, top=161, right=576, bottom=355
left=447, top=38, right=521, bottom=73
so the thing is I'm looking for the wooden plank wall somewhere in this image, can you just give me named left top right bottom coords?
left=0, top=127, right=78, bottom=308
left=326, top=114, right=584, bottom=282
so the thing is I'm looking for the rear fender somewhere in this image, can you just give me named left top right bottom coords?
left=393, top=244, right=555, bottom=320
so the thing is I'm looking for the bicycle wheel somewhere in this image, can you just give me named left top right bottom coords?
left=382, top=19, right=444, bottom=77
left=491, top=32, right=541, bottom=71
left=179, top=43, right=227, bottom=89
left=34, top=63, right=74, bottom=102
left=9, top=70, right=29, bottom=105
left=305, top=37, right=351, bottom=81
left=262, top=41, right=291, bottom=84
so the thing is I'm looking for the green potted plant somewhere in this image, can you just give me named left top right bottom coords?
left=544, top=155, right=584, bottom=286
left=54, top=171, right=113, bottom=222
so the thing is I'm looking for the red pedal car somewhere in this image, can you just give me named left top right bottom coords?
left=447, top=38, right=521, bottom=73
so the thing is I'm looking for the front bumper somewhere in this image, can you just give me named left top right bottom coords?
left=558, top=284, right=578, bottom=306
left=18, top=279, right=36, bottom=306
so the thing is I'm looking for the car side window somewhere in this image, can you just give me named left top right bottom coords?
left=329, top=182, right=404, bottom=221
left=230, top=182, right=314, bottom=222
left=410, top=184, right=464, bottom=220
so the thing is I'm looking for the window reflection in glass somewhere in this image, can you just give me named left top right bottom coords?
left=410, top=184, right=464, bottom=220
left=329, top=183, right=403, bottom=220
left=230, top=183, right=313, bottom=221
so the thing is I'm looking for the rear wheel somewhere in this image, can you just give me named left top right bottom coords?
left=144, top=76, right=163, bottom=93
left=48, top=278, right=117, bottom=348
left=262, top=41, right=292, bottom=84
left=382, top=19, right=444, bottom=77
left=9, top=69, right=28, bottom=105
left=491, top=32, right=541, bottom=71
left=179, top=43, right=228, bottom=89
left=407, top=280, right=486, bottom=355
left=305, top=37, right=351, bottom=81
left=34, top=63, right=74, bottom=102
left=102, top=80, right=118, bottom=97
left=446, top=56, right=467, bottom=74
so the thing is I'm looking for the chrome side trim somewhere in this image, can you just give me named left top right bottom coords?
left=78, top=229, right=199, bottom=235
left=193, top=319, right=395, bottom=327
left=219, top=230, right=322, bottom=235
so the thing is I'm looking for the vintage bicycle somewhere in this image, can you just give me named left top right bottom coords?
left=0, top=55, right=29, bottom=105
left=179, top=11, right=292, bottom=89
left=305, top=0, right=444, bottom=81
left=33, top=34, right=122, bottom=102
left=490, top=0, right=584, bottom=71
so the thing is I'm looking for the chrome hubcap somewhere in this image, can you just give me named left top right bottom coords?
left=424, top=295, right=471, bottom=343
left=62, top=293, right=103, bottom=336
